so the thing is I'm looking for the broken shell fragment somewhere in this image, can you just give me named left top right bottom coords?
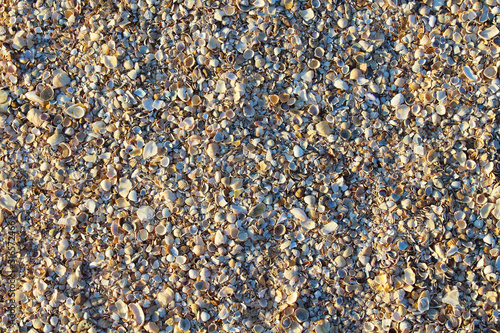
left=53, top=72, right=71, bottom=88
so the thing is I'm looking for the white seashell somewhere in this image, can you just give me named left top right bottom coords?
left=0, top=90, right=8, bottom=104
left=57, top=216, right=77, bottom=227
left=299, top=8, right=315, bottom=21
left=403, top=268, right=416, bottom=285
left=293, top=145, right=304, bottom=157
left=25, top=91, right=45, bottom=104
left=322, top=221, right=338, bottom=234
left=100, top=179, right=112, bottom=192
left=65, top=104, right=86, bottom=119
left=157, top=287, right=174, bottom=306
left=155, top=223, right=167, bottom=236
left=0, top=192, right=17, bottom=211
left=137, top=206, right=154, bottom=222
left=115, top=300, right=128, bottom=318
left=333, top=79, right=349, bottom=90
left=290, top=207, right=308, bottom=221
left=391, top=93, right=405, bottom=107
left=103, top=55, right=118, bottom=69
left=365, top=92, right=380, bottom=106
left=301, top=220, right=316, bottom=230
left=316, top=121, right=331, bottom=136
left=442, top=290, right=460, bottom=306
left=215, top=80, right=226, bottom=93
left=337, top=18, right=349, bottom=28
left=214, top=230, right=226, bottom=246
left=207, top=142, right=219, bottom=159
left=53, top=72, right=71, bottom=88
left=111, top=221, right=120, bottom=236
left=218, top=304, right=230, bottom=320
left=129, top=303, right=145, bottom=327
left=218, top=286, right=234, bottom=298
left=163, top=190, right=177, bottom=203
left=463, top=66, right=478, bottom=81
left=435, top=104, right=446, bottom=115
left=143, top=141, right=158, bottom=160
left=67, top=273, right=78, bottom=288
left=479, top=26, right=499, bottom=40
left=480, top=203, right=495, bottom=219
left=118, top=178, right=133, bottom=198
left=396, top=105, right=410, bottom=120
left=483, top=66, right=497, bottom=80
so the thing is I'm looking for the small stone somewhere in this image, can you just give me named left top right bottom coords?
left=207, top=142, right=219, bottom=159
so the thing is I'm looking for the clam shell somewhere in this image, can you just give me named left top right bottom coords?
left=316, top=121, right=331, bottom=136
left=483, top=66, right=497, bottom=80
left=25, top=91, right=45, bottom=104
left=143, top=141, right=158, bottom=160
left=274, top=224, right=286, bottom=236
left=308, top=59, right=320, bottom=69
left=137, top=206, right=154, bottom=222
left=295, top=308, right=309, bottom=322
left=47, top=133, right=65, bottom=147
left=103, top=55, right=118, bottom=69
left=479, top=26, right=499, bottom=40
left=248, top=203, right=266, bottom=217
left=207, top=142, right=219, bottom=159
left=40, top=86, right=54, bottom=101
left=65, top=104, right=86, bottom=119
left=0, top=192, right=17, bottom=211
left=290, top=207, right=308, bottom=221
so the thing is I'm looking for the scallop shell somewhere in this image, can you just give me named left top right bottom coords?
left=65, top=104, right=86, bottom=119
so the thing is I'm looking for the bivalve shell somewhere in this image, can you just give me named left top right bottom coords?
left=65, top=104, right=86, bottom=119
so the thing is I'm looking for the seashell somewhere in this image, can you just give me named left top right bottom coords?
left=403, top=268, right=416, bottom=285
left=322, top=221, right=338, bottom=234
left=299, top=8, right=315, bottom=21
left=480, top=203, right=495, bottom=219
left=426, top=149, right=438, bottom=164
left=207, top=142, right=219, bottom=159
left=483, top=66, right=497, bottom=80
left=25, top=91, right=45, bottom=104
left=314, top=47, right=324, bottom=58
left=77, top=319, right=93, bottom=332
left=274, top=224, right=286, bottom=236
left=179, top=318, right=190, bottom=331
left=52, top=72, right=71, bottom=88
left=0, top=192, right=17, bottom=211
left=224, top=5, right=235, bottom=15
left=308, top=104, right=319, bottom=116
left=155, top=223, right=167, bottom=236
left=282, top=317, right=292, bottom=329
left=418, top=296, right=430, bottom=312
left=47, top=133, right=65, bottom=147
left=316, top=121, right=331, bottom=136
left=161, top=156, right=171, bottom=167
left=463, top=66, right=478, bottom=81
left=391, top=93, right=405, bottom=107
left=442, top=290, right=460, bottom=306
left=157, top=287, right=175, bottom=306
left=456, top=220, right=467, bottom=230
left=269, top=95, right=280, bottom=105
left=129, top=303, right=145, bottom=327
left=100, top=179, right=112, bottom=192
left=465, top=159, right=476, bottom=170
left=295, top=308, right=309, bottom=322
left=476, top=194, right=488, bottom=206
left=65, top=104, right=86, bottom=119
left=184, top=56, right=195, bottom=68
left=118, top=178, right=133, bottom=198
left=214, top=230, right=226, bottom=245
left=363, top=323, right=375, bottom=331
left=340, top=129, right=351, bottom=140
left=479, top=26, right=499, bottom=40
left=137, top=206, right=154, bottom=222
left=191, top=95, right=202, bottom=106
left=422, top=91, right=434, bottom=104
left=337, top=18, right=349, bottom=28
left=103, top=55, right=118, bottom=69
left=0, top=90, right=8, bottom=104
left=290, top=207, right=307, bottom=221
left=435, top=104, right=446, bottom=115
left=350, top=68, right=362, bottom=80
left=243, top=105, right=255, bottom=117
left=143, top=141, right=158, bottom=160
left=308, top=59, right=320, bottom=69
left=395, top=105, right=410, bottom=120
left=284, top=0, right=293, bottom=10
left=40, top=86, right=54, bottom=101
left=176, top=255, right=187, bottom=265
left=333, top=79, right=349, bottom=90
left=111, top=221, right=120, bottom=236
left=218, top=286, right=234, bottom=298
left=192, top=245, right=206, bottom=256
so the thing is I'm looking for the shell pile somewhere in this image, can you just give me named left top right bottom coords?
left=1, top=0, right=500, bottom=332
